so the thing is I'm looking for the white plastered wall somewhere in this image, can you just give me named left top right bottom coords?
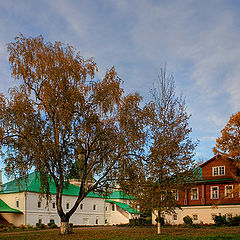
left=0, top=192, right=25, bottom=226
left=152, top=205, right=240, bottom=225
left=25, top=192, right=108, bottom=226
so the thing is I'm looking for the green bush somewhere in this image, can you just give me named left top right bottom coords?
left=183, top=215, right=193, bottom=225
left=25, top=225, right=35, bottom=230
left=130, top=217, right=153, bottom=227
left=7, top=224, right=17, bottom=232
left=48, top=222, right=58, bottom=228
left=36, top=223, right=47, bottom=229
left=19, top=224, right=26, bottom=230
left=228, top=215, right=240, bottom=226
left=214, top=215, right=228, bottom=226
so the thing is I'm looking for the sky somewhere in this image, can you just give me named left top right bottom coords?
left=0, top=0, right=240, bottom=178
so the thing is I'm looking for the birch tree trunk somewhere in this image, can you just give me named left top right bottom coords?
left=157, top=210, right=161, bottom=235
left=60, top=222, right=72, bottom=234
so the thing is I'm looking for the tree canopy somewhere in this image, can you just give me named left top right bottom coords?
left=0, top=34, right=147, bottom=233
left=122, top=68, right=197, bottom=234
left=214, top=112, right=240, bottom=180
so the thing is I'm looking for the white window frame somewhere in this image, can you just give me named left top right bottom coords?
left=193, top=214, right=198, bottom=221
left=173, top=214, right=177, bottom=220
left=212, top=166, right=225, bottom=176
left=210, top=186, right=219, bottom=199
left=191, top=188, right=199, bottom=200
left=161, top=190, right=167, bottom=201
left=171, top=189, right=179, bottom=201
left=225, top=185, right=233, bottom=198
left=211, top=214, right=217, bottom=220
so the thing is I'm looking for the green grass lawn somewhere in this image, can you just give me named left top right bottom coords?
left=0, top=226, right=240, bottom=240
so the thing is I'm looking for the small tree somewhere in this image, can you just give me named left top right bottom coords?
left=0, top=35, right=147, bottom=234
left=214, top=112, right=240, bottom=180
left=123, top=68, right=197, bottom=234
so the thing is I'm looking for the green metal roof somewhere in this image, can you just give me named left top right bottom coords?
left=105, top=200, right=139, bottom=214
left=0, top=172, right=103, bottom=198
left=0, top=199, right=22, bottom=213
left=106, top=190, right=134, bottom=200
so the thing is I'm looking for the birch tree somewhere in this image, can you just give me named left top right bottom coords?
left=0, top=34, right=146, bottom=234
left=124, top=68, right=197, bottom=234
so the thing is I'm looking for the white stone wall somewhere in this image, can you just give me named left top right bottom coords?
left=0, top=192, right=25, bottom=226
left=152, top=205, right=240, bottom=225
left=25, top=192, right=108, bottom=226
left=107, top=203, right=131, bottom=225
left=0, top=192, right=135, bottom=226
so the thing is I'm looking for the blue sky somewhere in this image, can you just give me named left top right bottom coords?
left=1, top=0, right=240, bottom=176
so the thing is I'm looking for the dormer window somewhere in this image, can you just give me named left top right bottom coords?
left=212, top=166, right=225, bottom=176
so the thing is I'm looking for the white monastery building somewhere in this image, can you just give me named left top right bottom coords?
left=0, top=172, right=139, bottom=226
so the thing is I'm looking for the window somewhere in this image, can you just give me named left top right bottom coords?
left=38, top=219, right=42, bottom=224
left=105, top=206, right=108, bottom=211
left=161, top=190, right=167, bottom=201
left=173, top=214, right=177, bottom=220
left=50, top=219, right=55, bottom=224
left=93, top=204, right=96, bottom=210
left=191, top=188, right=199, bottom=200
left=96, top=219, right=99, bottom=224
left=212, top=166, right=225, bottom=176
left=52, top=202, right=55, bottom=209
left=212, top=214, right=217, bottom=220
left=38, top=201, right=41, bottom=208
left=193, top=214, right=198, bottom=221
left=211, top=186, right=219, bottom=199
left=16, top=200, right=19, bottom=208
left=80, top=204, right=83, bottom=210
left=172, top=190, right=179, bottom=201
left=112, top=204, right=115, bottom=211
left=225, top=185, right=233, bottom=198
left=105, top=219, right=108, bottom=224
left=66, top=203, right=70, bottom=209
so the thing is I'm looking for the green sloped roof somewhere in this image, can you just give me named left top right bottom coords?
left=0, top=199, right=22, bottom=213
left=105, top=200, right=139, bottom=214
left=194, top=167, right=202, bottom=181
left=0, top=172, right=103, bottom=198
left=106, top=190, right=134, bottom=200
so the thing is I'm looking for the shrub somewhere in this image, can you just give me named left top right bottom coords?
left=228, top=215, right=240, bottom=226
left=214, top=215, right=228, bottom=226
left=130, top=217, right=153, bottom=227
left=25, top=225, right=34, bottom=230
left=19, top=224, right=26, bottom=230
left=36, top=223, right=47, bottom=229
left=48, top=222, right=58, bottom=228
left=183, top=215, right=193, bottom=225
left=7, top=224, right=17, bottom=232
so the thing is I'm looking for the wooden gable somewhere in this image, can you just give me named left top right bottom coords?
left=200, top=155, right=236, bottom=180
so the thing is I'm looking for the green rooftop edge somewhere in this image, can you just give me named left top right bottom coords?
left=0, top=199, right=22, bottom=213
left=105, top=200, right=140, bottom=214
